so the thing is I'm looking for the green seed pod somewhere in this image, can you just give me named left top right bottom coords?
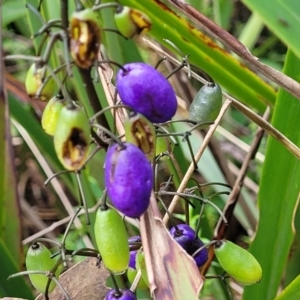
left=94, top=206, right=130, bottom=274
left=189, top=82, right=222, bottom=126
left=25, top=242, right=58, bottom=293
left=214, top=240, right=262, bottom=285
left=135, top=250, right=149, bottom=287
left=53, top=103, right=90, bottom=171
left=25, top=63, right=56, bottom=101
left=41, top=94, right=67, bottom=136
left=124, top=113, right=156, bottom=161
left=114, top=6, right=151, bottom=38
left=127, top=268, right=148, bottom=290
left=70, top=8, right=101, bottom=68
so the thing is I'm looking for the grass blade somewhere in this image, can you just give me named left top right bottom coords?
left=243, top=49, right=300, bottom=300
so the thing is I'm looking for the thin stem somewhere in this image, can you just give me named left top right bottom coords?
left=44, top=170, right=71, bottom=186
left=110, top=273, right=122, bottom=296
left=89, top=104, right=131, bottom=123
left=60, top=0, right=69, bottom=31
left=92, top=124, right=125, bottom=148
left=75, top=172, right=90, bottom=225
left=93, top=2, right=120, bottom=11
left=61, top=208, right=82, bottom=245
left=162, top=99, right=232, bottom=225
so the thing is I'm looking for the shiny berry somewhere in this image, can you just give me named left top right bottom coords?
left=170, top=224, right=208, bottom=267
left=105, top=142, right=153, bottom=218
left=105, top=289, right=136, bottom=300
left=25, top=242, right=59, bottom=293
left=214, top=240, right=262, bottom=285
left=94, top=206, right=130, bottom=274
left=116, top=63, right=177, bottom=123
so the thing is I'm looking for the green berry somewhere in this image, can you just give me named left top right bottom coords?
left=53, top=103, right=90, bottom=171
left=25, top=242, right=59, bottom=293
left=124, top=113, right=156, bottom=161
left=70, top=8, right=101, bottom=68
left=41, top=94, right=66, bottom=136
left=214, top=240, right=262, bottom=285
left=94, top=206, right=130, bottom=274
left=114, top=6, right=151, bottom=38
left=189, top=82, right=222, bottom=126
left=25, top=63, right=56, bottom=101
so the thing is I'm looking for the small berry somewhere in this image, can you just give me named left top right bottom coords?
left=170, top=224, right=208, bottom=267
left=53, top=103, right=90, bottom=171
left=189, top=82, right=223, bottom=126
left=25, top=63, right=55, bottom=101
left=25, top=242, right=59, bottom=293
left=129, top=250, right=137, bottom=269
left=105, top=142, right=153, bottom=218
left=70, top=8, right=101, bottom=68
left=114, top=6, right=151, bottom=38
left=105, top=289, right=136, bottom=300
left=116, top=63, right=177, bottom=123
left=214, top=240, right=262, bottom=285
left=124, top=113, right=156, bottom=161
left=41, top=94, right=66, bottom=136
left=94, top=206, right=130, bottom=274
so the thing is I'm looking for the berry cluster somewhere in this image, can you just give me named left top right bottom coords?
left=7, top=2, right=263, bottom=299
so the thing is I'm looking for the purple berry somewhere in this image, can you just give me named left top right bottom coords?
left=188, top=238, right=208, bottom=267
left=128, top=236, right=141, bottom=244
left=170, top=224, right=208, bottom=267
left=105, top=143, right=153, bottom=218
left=129, top=250, right=137, bottom=269
left=170, top=224, right=196, bottom=249
left=128, top=236, right=142, bottom=251
left=116, top=62, right=177, bottom=123
left=105, top=289, right=136, bottom=300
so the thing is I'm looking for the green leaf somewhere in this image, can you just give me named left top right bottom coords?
left=0, top=239, right=33, bottom=298
left=2, top=0, right=26, bottom=27
left=243, top=49, right=300, bottom=300
left=242, top=0, right=300, bottom=59
left=275, top=274, right=300, bottom=300
left=118, top=0, right=276, bottom=111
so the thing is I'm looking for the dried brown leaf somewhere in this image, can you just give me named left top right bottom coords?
left=35, top=258, right=109, bottom=300
left=140, top=192, right=203, bottom=300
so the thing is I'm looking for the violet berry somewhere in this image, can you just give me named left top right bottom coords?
left=104, top=143, right=153, bottom=218
left=128, top=235, right=142, bottom=251
left=129, top=250, right=137, bottom=269
left=170, top=224, right=208, bottom=267
left=170, top=224, right=195, bottom=249
left=189, top=238, right=208, bottom=268
left=116, top=62, right=177, bottom=123
left=105, top=289, right=136, bottom=300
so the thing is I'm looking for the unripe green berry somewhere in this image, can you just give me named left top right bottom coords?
left=94, top=206, right=130, bottom=274
left=189, top=82, right=222, bottom=126
left=25, top=242, right=59, bottom=293
left=70, top=8, right=101, bottom=68
left=124, top=113, right=156, bottom=161
left=41, top=95, right=66, bottom=136
left=25, top=63, right=56, bottom=101
left=214, top=240, right=262, bottom=285
left=114, top=6, right=151, bottom=38
left=53, top=103, right=90, bottom=171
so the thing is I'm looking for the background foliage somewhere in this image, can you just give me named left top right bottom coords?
left=1, top=0, right=300, bottom=299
